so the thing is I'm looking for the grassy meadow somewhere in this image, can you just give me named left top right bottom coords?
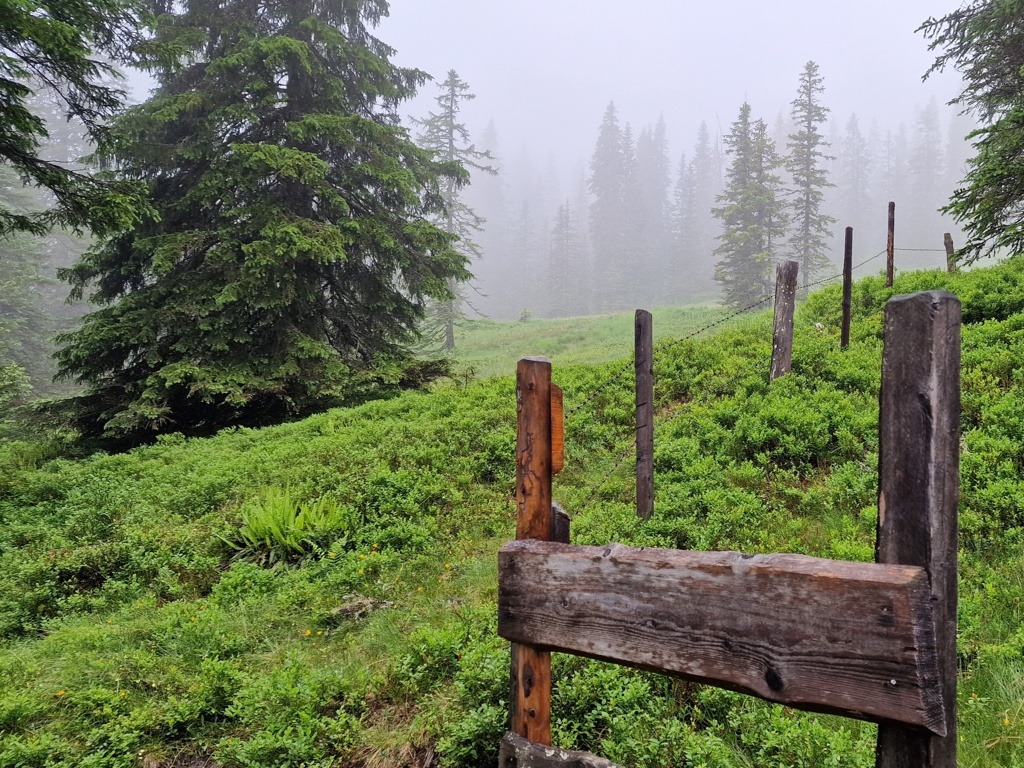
left=0, top=265, right=1023, bottom=767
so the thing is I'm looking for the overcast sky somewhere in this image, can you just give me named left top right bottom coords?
left=378, top=0, right=967, bottom=170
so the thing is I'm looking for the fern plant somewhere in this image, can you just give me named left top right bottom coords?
left=224, top=487, right=355, bottom=566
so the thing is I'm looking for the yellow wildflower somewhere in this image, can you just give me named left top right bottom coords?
left=304, top=629, right=312, bottom=637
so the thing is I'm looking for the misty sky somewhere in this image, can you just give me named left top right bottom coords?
left=379, top=0, right=967, bottom=168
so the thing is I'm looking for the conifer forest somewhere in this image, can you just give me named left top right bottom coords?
left=1, top=1, right=1023, bottom=767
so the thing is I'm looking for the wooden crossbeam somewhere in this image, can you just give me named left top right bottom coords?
left=498, top=541, right=944, bottom=734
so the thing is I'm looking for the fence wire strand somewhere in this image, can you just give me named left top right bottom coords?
left=569, top=438, right=637, bottom=518
left=564, top=357, right=635, bottom=420
left=565, top=247, right=894, bottom=515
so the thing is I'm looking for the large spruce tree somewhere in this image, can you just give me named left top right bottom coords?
left=713, top=103, right=789, bottom=308
left=786, top=61, right=835, bottom=291
left=56, top=0, right=467, bottom=444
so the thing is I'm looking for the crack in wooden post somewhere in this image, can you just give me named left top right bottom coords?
left=770, top=261, right=799, bottom=380
left=511, top=357, right=554, bottom=744
left=875, top=291, right=960, bottom=768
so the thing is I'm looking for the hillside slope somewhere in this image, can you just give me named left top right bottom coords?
left=1, top=264, right=1023, bottom=767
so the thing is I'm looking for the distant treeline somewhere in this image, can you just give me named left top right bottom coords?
left=463, top=72, right=975, bottom=319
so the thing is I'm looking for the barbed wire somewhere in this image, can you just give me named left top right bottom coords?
left=802, top=248, right=888, bottom=290
left=568, top=438, right=637, bottom=519
left=563, top=247, right=886, bottom=428
left=655, top=296, right=774, bottom=356
left=565, top=296, right=777, bottom=421
left=560, top=244, right=957, bottom=518
left=563, top=357, right=635, bottom=420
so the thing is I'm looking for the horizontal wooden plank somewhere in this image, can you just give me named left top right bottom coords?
left=499, top=731, right=623, bottom=768
left=498, top=541, right=944, bottom=734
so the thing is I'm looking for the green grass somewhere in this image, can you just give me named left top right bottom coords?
left=2, top=263, right=1024, bottom=766
left=444, top=304, right=735, bottom=379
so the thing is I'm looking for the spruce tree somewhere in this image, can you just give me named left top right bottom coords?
left=786, top=61, right=835, bottom=291
left=839, top=114, right=872, bottom=240
left=545, top=200, right=582, bottom=317
left=907, top=97, right=946, bottom=251
left=55, top=0, right=467, bottom=444
left=588, top=102, right=629, bottom=310
left=920, top=0, right=1024, bottom=261
left=635, top=116, right=671, bottom=302
left=0, top=169, right=48, bottom=407
left=0, top=0, right=149, bottom=237
left=415, top=70, right=495, bottom=351
left=671, top=149, right=693, bottom=293
left=713, top=103, right=789, bottom=308
left=674, top=122, right=723, bottom=295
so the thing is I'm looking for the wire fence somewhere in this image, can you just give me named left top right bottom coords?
left=559, top=245, right=945, bottom=515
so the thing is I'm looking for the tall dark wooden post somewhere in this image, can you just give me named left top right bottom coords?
left=886, top=202, right=895, bottom=287
left=841, top=227, right=853, bottom=350
left=512, top=357, right=554, bottom=745
left=770, top=261, right=799, bottom=381
left=944, top=233, right=956, bottom=273
left=875, top=292, right=960, bottom=768
left=635, top=310, right=654, bottom=520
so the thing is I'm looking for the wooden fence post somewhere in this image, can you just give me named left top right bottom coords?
left=770, top=261, right=799, bottom=381
left=635, top=310, right=654, bottom=520
left=841, top=227, right=853, bottom=350
left=512, top=357, right=554, bottom=745
left=875, top=292, right=960, bottom=768
left=944, top=233, right=956, bottom=273
left=886, top=202, right=895, bottom=287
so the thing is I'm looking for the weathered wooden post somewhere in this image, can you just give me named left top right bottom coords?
left=875, top=292, right=960, bottom=768
left=841, top=227, right=853, bottom=350
left=635, top=310, right=654, bottom=520
left=944, top=233, right=956, bottom=273
left=886, top=202, right=896, bottom=287
left=511, top=357, right=555, bottom=745
left=770, top=260, right=799, bottom=381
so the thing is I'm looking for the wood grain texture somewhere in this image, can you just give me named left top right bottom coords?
left=499, top=541, right=944, bottom=733
left=512, top=357, right=555, bottom=745
left=511, top=645, right=552, bottom=745
left=550, top=384, right=564, bottom=475
left=516, top=357, right=552, bottom=541
left=634, top=309, right=654, bottom=519
left=875, top=291, right=960, bottom=768
left=770, top=260, right=799, bottom=380
left=498, top=731, right=624, bottom=768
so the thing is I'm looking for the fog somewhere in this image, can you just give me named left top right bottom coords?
left=124, top=2, right=975, bottom=321
left=379, top=1, right=973, bottom=319
left=380, top=0, right=962, bottom=171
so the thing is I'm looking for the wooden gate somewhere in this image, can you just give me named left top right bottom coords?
left=497, top=291, right=960, bottom=768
